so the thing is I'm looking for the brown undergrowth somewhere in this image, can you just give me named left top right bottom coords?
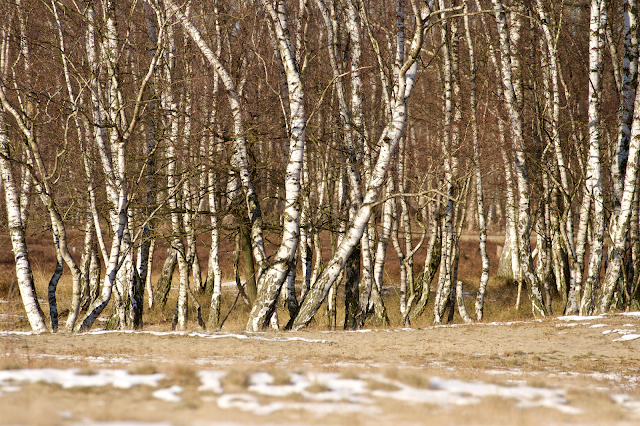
left=0, top=231, right=618, bottom=333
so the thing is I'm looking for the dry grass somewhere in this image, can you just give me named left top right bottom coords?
left=1, top=308, right=639, bottom=425
left=0, top=230, right=628, bottom=334
left=383, top=368, right=432, bottom=389
left=267, top=368, right=292, bottom=385
left=129, top=363, right=159, bottom=375
left=339, top=369, right=361, bottom=380
left=220, top=368, right=251, bottom=391
left=304, top=382, right=331, bottom=393
left=365, top=378, right=401, bottom=391
left=0, top=359, right=22, bottom=370
left=165, top=363, right=199, bottom=386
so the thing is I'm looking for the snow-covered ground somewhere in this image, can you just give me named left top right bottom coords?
left=2, top=366, right=639, bottom=418
left=1, top=312, right=638, bottom=424
left=554, top=313, right=640, bottom=341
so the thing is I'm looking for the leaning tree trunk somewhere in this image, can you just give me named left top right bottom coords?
left=599, top=61, right=640, bottom=311
left=289, top=0, right=431, bottom=330
left=0, top=113, right=47, bottom=333
left=77, top=0, right=159, bottom=331
left=598, top=0, right=639, bottom=312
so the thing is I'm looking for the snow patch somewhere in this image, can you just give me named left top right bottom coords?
left=248, top=371, right=308, bottom=397
left=246, top=371, right=371, bottom=403
left=589, top=324, right=609, bottom=328
left=0, top=368, right=165, bottom=389
left=611, top=394, right=640, bottom=416
left=214, top=370, right=581, bottom=415
left=368, top=374, right=580, bottom=414
left=557, top=315, right=606, bottom=321
left=2, top=331, right=36, bottom=336
left=217, top=393, right=373, bottom=416
left=83, top=330, right=332, bottom=344
left=72, top=422, right=175, bottom=426
left=613, top=334, right=640, bottom=342
left=0, top=385, right=21, bottom=396
left=197, top=370, right=226, bottom=393
left=620, top=312, right=640, bottom=318
left=24, top=353, right=135, bottom=365
left=606, top=329, right=639, bottom=338
left=58, top=411, right=74, bottom=419
left=152, top=385, right=183, bottom=402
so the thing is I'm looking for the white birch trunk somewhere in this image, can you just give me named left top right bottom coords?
left=207, top=188, right=222, bottom=327
left=456, top=281, right=472, bottom=323
left=78, top=0, right=160, bottom=330
left=372, top=179, right=394, bottom=324
left=434, top=0, right=456, bottom=323
left=290, top=0, right=432, bottom=330
left=206, top=90, right=223, bottom=327
left=411, top=192, right=441, bottom=320
left=137, top=0, right=159, bottom=309
left=161, top=19, right=190, bottom=330
left=315, top=0, right=369, bottom=328
left=477, top=3, right=520, bottom=285
left=599, top=63, right=640, bottom=311
left=299, top=147, right=313, bottom=300
left=463, top=2, right=489, bottom=321
left=244, top=0, right=306, bottom=331
left=165, top=0, right=268, bottom=275
left=1, top=4, right=85, bottom=332
left=201, top=2, right=223, bottom=322
left=491, top=0, right=546, bottom=316
left=611, top=0, right=638, bottom=205
left=580, top=0, right=607, bottom=315
left=0, top=111, right=47, bottom=333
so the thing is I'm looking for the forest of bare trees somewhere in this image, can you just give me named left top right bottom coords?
left=1, top=0, right=640, bottom=333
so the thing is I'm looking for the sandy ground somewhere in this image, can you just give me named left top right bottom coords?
left=1, top=313, right=640, bottom=426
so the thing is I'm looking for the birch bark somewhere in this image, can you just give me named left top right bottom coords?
left=0, top=22, right=44, bottom=332
left=245, top=0, right=306, bottom=331
left=611, top=0, right=638, bottom=205
left=0, top=107, right=47, bottom=333
left=491, top=0, right=546, bottom=316
left=580, top=0, right=607, bottom=315
left=463, top=1, right=489, bottom=320
left=599, top=61, right=640, bottom=311
left=290, top=0, right=433, bottom=330
left=78, top=0, right=161, bottom=330
left=411, top=192, right=441, bottom=320
left=434, top=0, right=456, bottom=323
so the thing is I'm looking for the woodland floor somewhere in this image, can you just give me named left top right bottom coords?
left=1, top=232, right=640, bottom=425
left=1, top=315, right=640, bottom=425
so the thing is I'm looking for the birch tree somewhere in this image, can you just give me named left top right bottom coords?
left=578, top=0, right=606, bottom=315
left=463, top=0, right=489, bottom=320
left=491, top=0, right=546, bottom=316
left=290, top=0, right=435, bottom=330
left=78, top=0, right=161, bottom=331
